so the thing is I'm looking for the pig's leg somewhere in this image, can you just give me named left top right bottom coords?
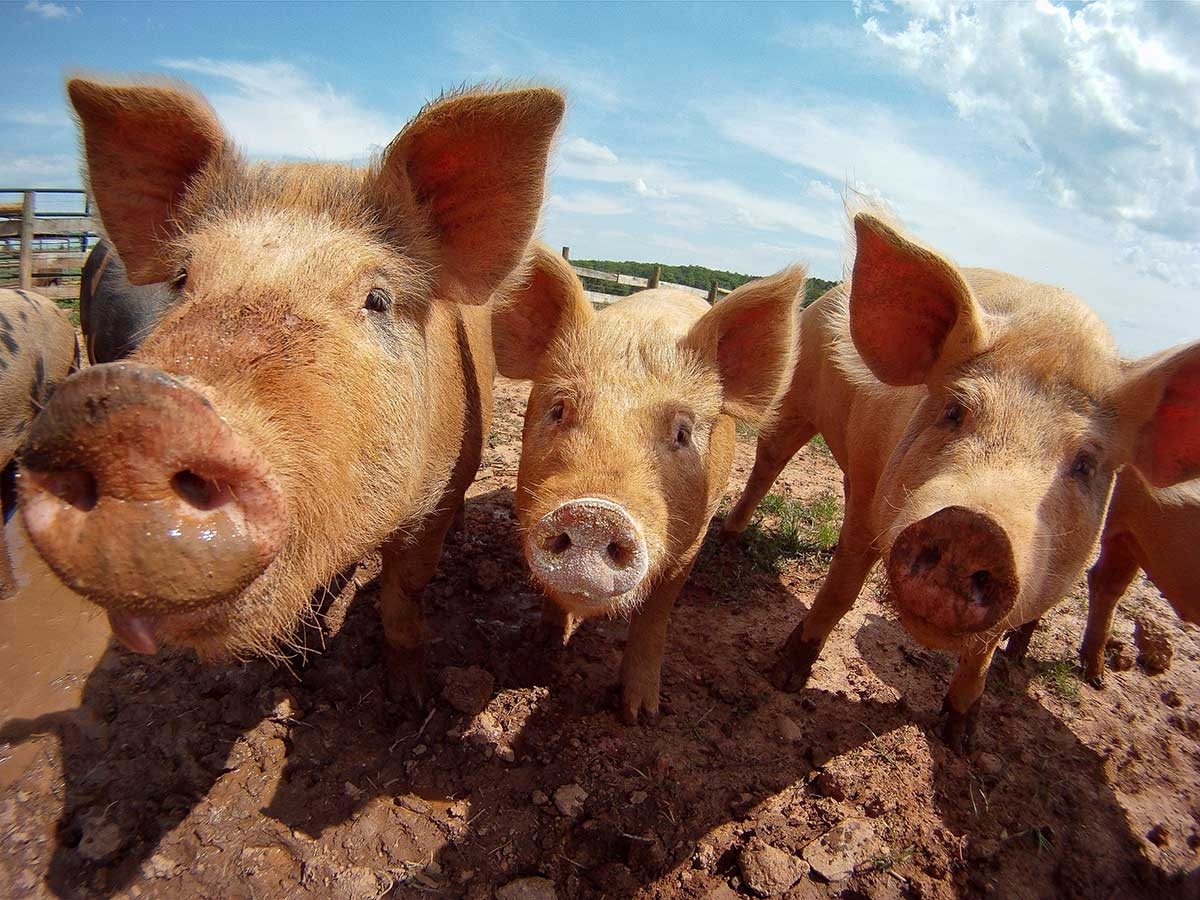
left=619, top=567, right=690, bottom=725
left=379, top=502, right=459, bottom=707
left=0, top=534, right=14, bottom=601
left=723, top=420, right=818, bottom=535
left=539, top=596, right=577, bottom=649
left=1001, top=619, right=1039, bottom=662
left=938, top=639, right=1000, bottom=753
left=1081, top=532, right=1139, bottom=688
left=774, top=493, right=878, bottom=691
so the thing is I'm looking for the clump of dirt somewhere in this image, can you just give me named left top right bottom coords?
left=1, top=377, right=1197, bottom=900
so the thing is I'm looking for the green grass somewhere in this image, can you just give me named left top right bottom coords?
left=742, top=490, right=841, bottom=573
left=1039, top=658, right=1080, bottom=702
left=735, top=420, right=758, bottom=443
left=56, top=297, right=80, bottom=328
left=810, top=434, right=831, bottom=455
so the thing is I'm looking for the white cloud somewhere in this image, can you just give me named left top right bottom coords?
left=159, top=58, right=397, bottom=160
left=547, top=192, right=633, bottom=217
left=560, top=137, right=618, bottom=166
left=701, top=93, right=1200, bottom=356
left=25, top=0, right=79, bottom=20
left=858, top=0, right=1200, bottom=285
left=0, top=154, right=79, bottom=186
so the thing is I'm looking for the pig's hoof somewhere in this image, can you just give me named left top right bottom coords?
left=718, top=526, right=744, bottom=547
left=771, top=632, right=819, bottom=692
left=385, top=649, right=428, bottom=710
left=936, top=698, right=979, bottom=754
left=1083, top=663, right=1106, bottom=690
left=618, top=681, right=662, bottom=726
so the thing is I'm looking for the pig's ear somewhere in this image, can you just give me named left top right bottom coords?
left=375, top=87, right=565, bottom=306
left=849, top=213, right=989, bottom=386
left=492, top=244, right=593, bottom=379
left=1112, top=341, right=1200, bottom=488
left=682, top=265, right=806, bottom=424
left=67, top=78, right=227, bottom=285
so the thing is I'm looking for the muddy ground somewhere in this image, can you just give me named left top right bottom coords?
left=1, top=377, right=1197, bottom=900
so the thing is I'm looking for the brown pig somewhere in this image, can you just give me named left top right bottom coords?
left=722, top=211, right=1200, bottom=750
left=1005, top=468, right=1200, bottom=686
left=0, top=288, right=79, bottom=598
left=493, top=245, right=805, bottom=723
left=18, top=77, right=563, bottom=701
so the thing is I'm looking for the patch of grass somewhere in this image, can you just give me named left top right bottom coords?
left=1039, top=658, right=1080, bottom=702
left=742, top=490, right=842, bottom=573
left=56, top=297, right=80, bottom=328
left=735, top=420, right=758, bottom=443
left=810, top=434, right=831, bottom=456
left=870, top=843, right=915, bottom=872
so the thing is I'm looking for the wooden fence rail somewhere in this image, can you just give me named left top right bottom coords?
left=0, top=188, right=97, bottom=300
left=561, top=246, right=731, bottom=306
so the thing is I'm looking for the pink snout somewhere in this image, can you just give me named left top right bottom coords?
left=18, top=362, right=287, bottom=630
left=526, top=498, right=650, bottom=604
left=886, top=506, right=1019, bottom=636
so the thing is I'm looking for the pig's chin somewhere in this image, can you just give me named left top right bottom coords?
left=536, top=579, right=651, bottom=621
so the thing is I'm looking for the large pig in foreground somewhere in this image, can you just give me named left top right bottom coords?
left=1006, top=469, right=1199, bottom=686
left=19, top=77, right=563, bottom=701
left=494, top=245, right=804, bottom=723
left=80, top=238, right=176, bottom=364
left=722, top=212, right=1200, bottom=749
left=0, top=288, right=78, bottom=598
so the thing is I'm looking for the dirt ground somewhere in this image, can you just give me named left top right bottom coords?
left=1, top=376, right=1197, bottom=900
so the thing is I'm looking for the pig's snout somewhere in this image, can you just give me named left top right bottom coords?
left=18, top=362, right=287, bottom=625
left=527, top=498, right=649, bottom=602
left=886, top=506, right=1018, bottom=635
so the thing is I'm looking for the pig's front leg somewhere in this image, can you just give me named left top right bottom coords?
left=379, top=502, right=459, bottom=707
left=774, top=497, right=878, bottom=691
left=619, top=568, right=689, bottom=725
left=1081, top=533, right=1139, bottom=687
left=938, top=638, right=1000, bottom=753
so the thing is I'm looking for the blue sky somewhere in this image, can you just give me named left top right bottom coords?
left=4, top=0, right=1198, bottom=356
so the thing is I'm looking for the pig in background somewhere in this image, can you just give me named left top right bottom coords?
left=723, top=211, right=1200, bottom=750
left=79, top=238, right=176, bottom=364
left=0, top=288, right=79, bottom=599
left=1005, top=468, right=1200, bottom=686
left=18, top=76, right=563, bottom=703
left=493, top=244, right=805, bottom=723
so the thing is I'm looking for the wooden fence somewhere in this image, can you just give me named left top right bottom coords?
left=561, top=246, right=732, bottom=306
left=0, top=189, right=96, bottom=300
left=0, top=191, right=734, bottom=309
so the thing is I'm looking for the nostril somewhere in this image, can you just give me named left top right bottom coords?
left=606, top=541, right=632, bottom=569
left=911, top=546, right=941, bottom=577
left=969, top=570, right=992, bottom=604
left=171, top=470, right=229, bottom=512
left=546, top=533, right=572, bottom=555
left=41, top=469, right=99, bottom=512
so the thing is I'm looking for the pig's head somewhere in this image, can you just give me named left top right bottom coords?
left=848, top=213, right=1200, bottom=648
left=19, top=78, right=563, bottom=659
left=495, top=246, right=803, bottom=619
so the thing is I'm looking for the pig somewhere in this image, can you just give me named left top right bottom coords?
left=79, top=238, right=176, bottom=363
left=722, top=211, right=1200, bottom=750
left=493, top=244, right=805, bottom=723
left=1004, top=469, right=1200, bottom=686
left=0, top=288, right=79, bottom=598
left=18, top=76, right=563, bottom=702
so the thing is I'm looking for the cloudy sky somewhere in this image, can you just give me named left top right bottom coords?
left=3, top=0, right=1197, bottom=356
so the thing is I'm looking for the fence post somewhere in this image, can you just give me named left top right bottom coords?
left=649, top=265, right=660, bottom=289
left=561, top=246, right=570, bottom=260
left=707, top=280, right=718, bottom=304
left=19, top=190, right=35, bottom=290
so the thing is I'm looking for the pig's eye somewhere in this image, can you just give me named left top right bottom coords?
left=548, top=399, right=566, bottom=424
left=364, top=288, right=393, bottom=314
left=1070, top=450, right=1097, bottom=481
left=671, top=417, right=694, bottom=450
left=942, top=401, right=966, bottom=427
left=170, top=268, right=188, bottom=291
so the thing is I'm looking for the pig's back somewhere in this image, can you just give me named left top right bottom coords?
left=1107, top=470, right=1200, bottom=622
left=601, top=289, right=711, bottom=339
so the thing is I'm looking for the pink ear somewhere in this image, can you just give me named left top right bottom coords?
left=492, top=244, right=593, bottom=380
left=849, top=213, right=988, bottom=386
left=68, top=78, right=227, bottom=285
left=683, top=264, right=805, bottom=423
left=1116, top=341, right=1200, bottom=487
left=376, top=87, right=565, bottom=305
